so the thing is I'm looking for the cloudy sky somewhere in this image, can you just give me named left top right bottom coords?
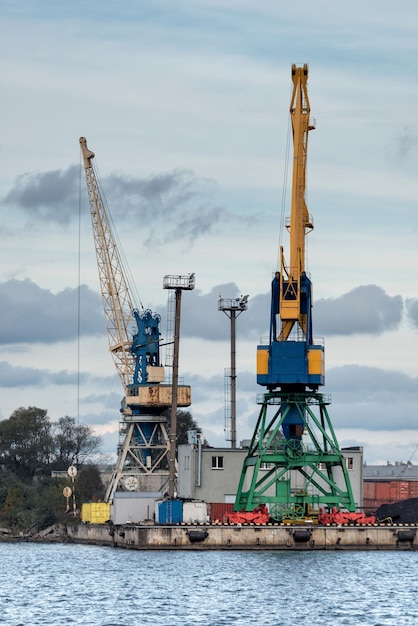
left=1, top=0, right=418, bottom=466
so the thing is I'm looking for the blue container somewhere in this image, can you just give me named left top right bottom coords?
left=158, top=499, right=183, bottom=524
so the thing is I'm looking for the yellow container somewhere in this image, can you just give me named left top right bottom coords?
left=81, top=502, right=91, bottom=522
left=81, top=502, right=111, bottom=524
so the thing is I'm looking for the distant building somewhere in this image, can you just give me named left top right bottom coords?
left=363, top=462, right=418, bottom=509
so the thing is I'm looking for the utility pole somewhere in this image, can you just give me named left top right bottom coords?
left=218, top=294, right=249, bottom=448
left=163, top=274, right=195, bottom=499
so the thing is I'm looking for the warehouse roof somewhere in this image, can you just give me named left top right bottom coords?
left=363, top=463, right=418, bottom=480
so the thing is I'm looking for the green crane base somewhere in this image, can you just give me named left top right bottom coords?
left=234, top=391, right=355, bottom=519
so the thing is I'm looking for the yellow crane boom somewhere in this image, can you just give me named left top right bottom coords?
left=279, top=63, right=315, bottom=340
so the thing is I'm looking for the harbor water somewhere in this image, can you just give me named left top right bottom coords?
left=1, top=542, right=417, bottom=625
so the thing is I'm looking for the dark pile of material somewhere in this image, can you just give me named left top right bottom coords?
left=375, top=498, right=418, bottom=524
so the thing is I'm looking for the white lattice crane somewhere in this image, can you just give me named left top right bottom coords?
left=79, top=137, right=192, bottom=502
left=80, top=138, right=135, bottom=392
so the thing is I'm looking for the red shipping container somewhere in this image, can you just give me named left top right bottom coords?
left=375, top=481, right=391, bottom=505
left=389, top=481, right=400, bottom=502
left=363, top=479, right=418, bottom=507
left=400, top=481, right=410, bottom=500
left=208, top=502, right=234, bottom=522
left=409, top=482, right=418, bottom=498
left=389, top=481, right=410, bottom=502
left=363, top=482, right=376, bottom=501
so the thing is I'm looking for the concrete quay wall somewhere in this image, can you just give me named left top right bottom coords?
left=67, top=523, right=418, bottom=551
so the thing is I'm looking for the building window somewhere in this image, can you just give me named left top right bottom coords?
left=211, top=456, right=224, bottom=470
left=184, top=455, right=189, bottom=471
left=346, top=457, right=354, bottom=470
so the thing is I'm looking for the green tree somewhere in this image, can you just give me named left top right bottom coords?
left=0, top=407, right=105, bottom=532
left=0, top=470, right=25, bottom=530
left=52, top=416, right=102, bottom=470
left=163, top=409, right=207, bottom=447
left=0, top=482, right=35, bottom=531
left=76, top=464, right=105, bottom=503
left=0, top=407, right=54, bottom=480
left=36, top=482, right=68, bottom=528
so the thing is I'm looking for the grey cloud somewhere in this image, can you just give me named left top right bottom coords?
left=165, top=203, right=223, bottom=244
left=0, top=279, right=103, bottom=344
left=158, top=283, right=237, bottom=341
left=325, top=364, right=418, bottom=431
left=0, top=276, right=409, bottom=351
left=238, top=292, right=270, bottom=339
left=159, top=282, right=404, bottom=342
left=396, top=126, right=418, bottom=159
left=158, top=283, right=269, bottom=342
left=0, top=361, right=88, bottom=389
left=330, top=395, right=417, bottom=433
left=327, top=364, right=417, bottom=394
left=405, top=297, right=418, bottom=328
left=4, top=165, right=223, bottom=245
left=314, top=285, right=403, bottom=336
left=105, top=169, right=223, bottom=246
left=5, top=166, right=80, bottom=224
left=79, top=393, right=122, bottom=426
left=186, top=373, right=225, bottom=402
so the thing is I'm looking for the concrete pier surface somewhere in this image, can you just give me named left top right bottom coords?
left=67, top=523, right=418, bottom=551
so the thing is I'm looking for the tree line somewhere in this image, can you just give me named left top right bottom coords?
left=0, top=406, right=206, bottom=533
left=0, top=407, right=104, bottom=532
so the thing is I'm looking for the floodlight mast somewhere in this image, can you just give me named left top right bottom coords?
left=218, top=295, right=249, bottom=448
left=163, top=274, right=195, bottom=499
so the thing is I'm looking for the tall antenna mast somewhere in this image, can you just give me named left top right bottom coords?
left=218, top=294, right=249, bottom=448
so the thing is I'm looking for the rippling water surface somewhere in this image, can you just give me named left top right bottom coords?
left=1, top=542, right=417, bottom=625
